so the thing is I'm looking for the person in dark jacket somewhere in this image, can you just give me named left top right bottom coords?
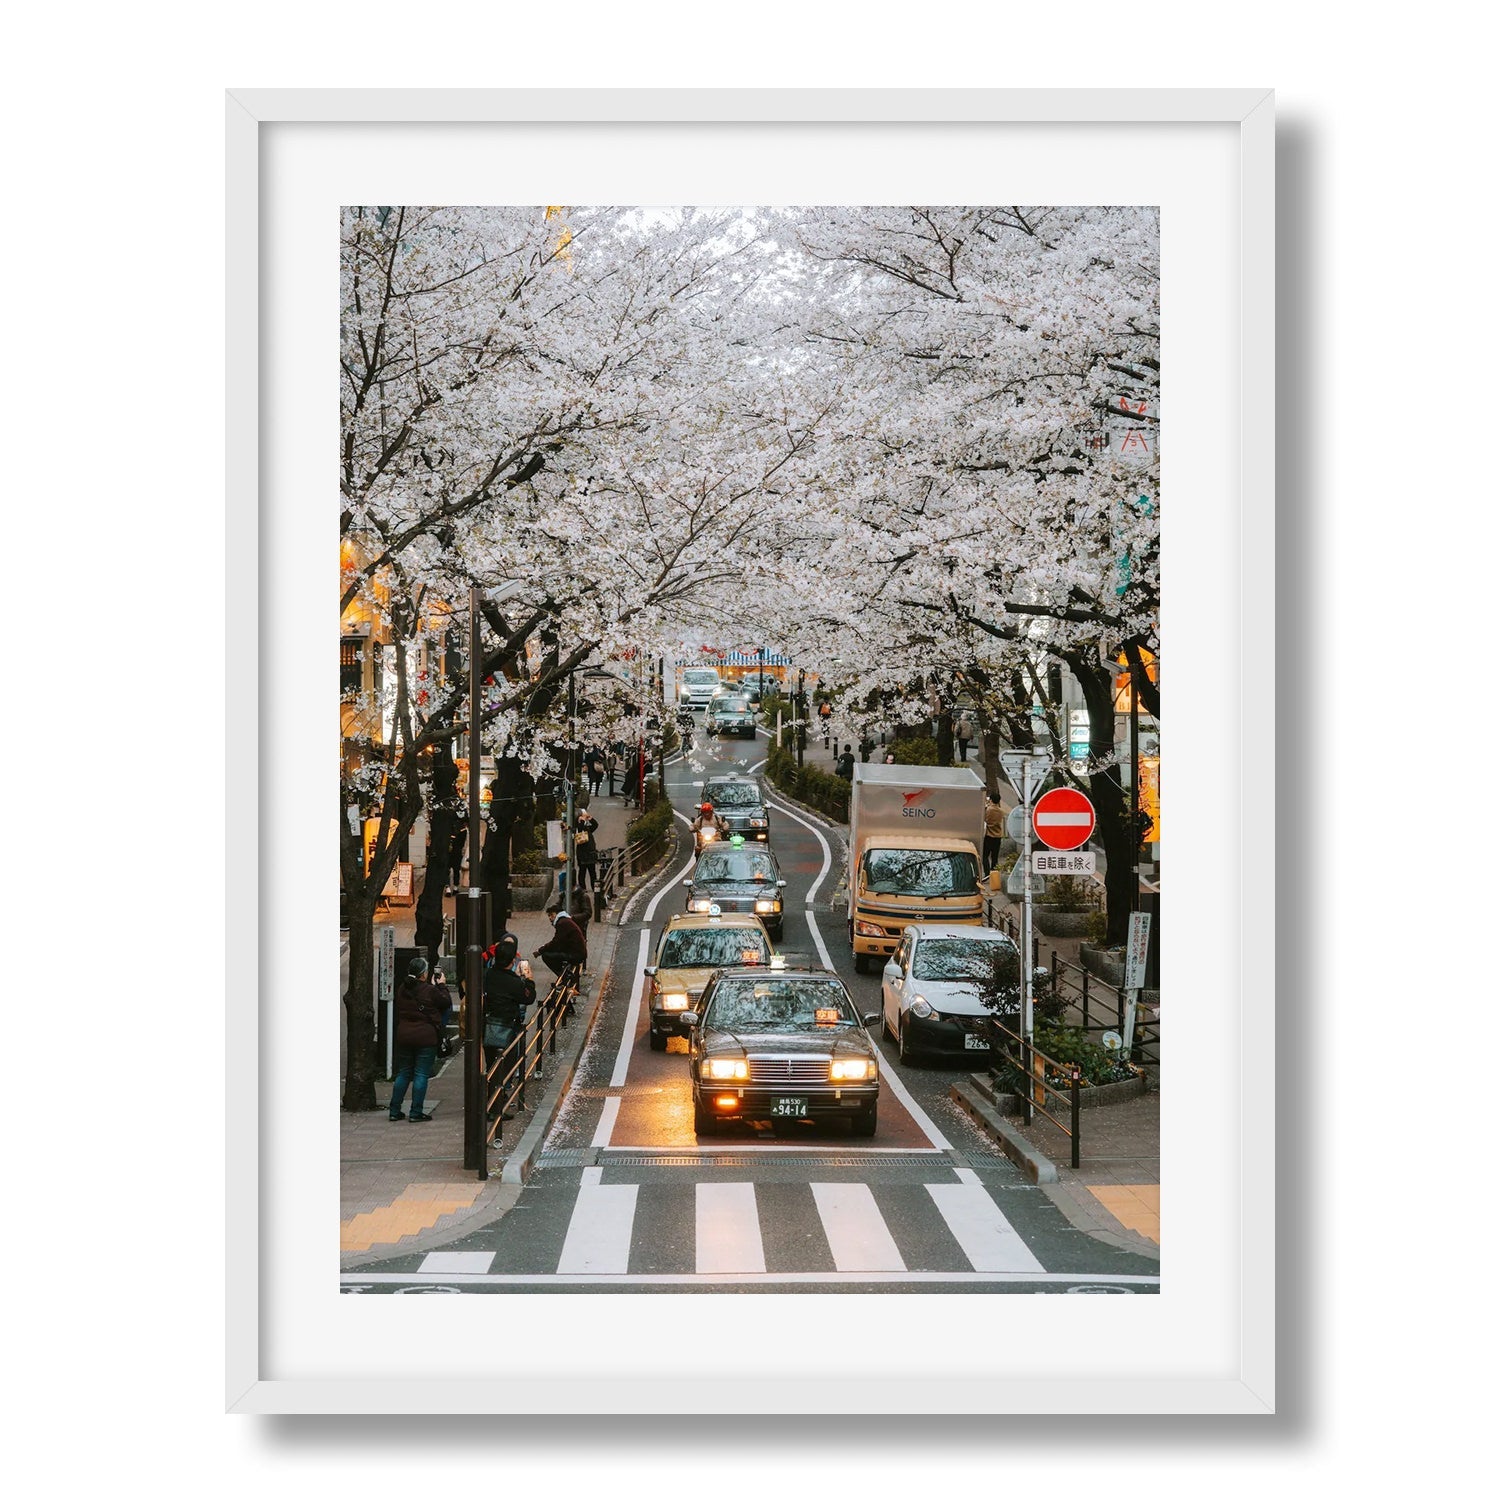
left=446, top=824, right=467, bottom=895
left=388, top=957, right=445, bottom=1121
left=482, top=936, right=536, bottom=1119
left=535, top=902, right=588, bottom=982
left=835, top=745, right=855, bottom=781
left=574, top=809, right=601, bottom=892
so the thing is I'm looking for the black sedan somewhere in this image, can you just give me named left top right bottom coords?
left=703, top=774, right=771, bottom=841
left=682, top=841, right=787, bottom=940
left=683, top=964, right=881, bottom=1136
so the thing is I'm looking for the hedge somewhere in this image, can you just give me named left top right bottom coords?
left=626, top=795, right=675, bottom=866
left=765, top=740, right=850, bottom=823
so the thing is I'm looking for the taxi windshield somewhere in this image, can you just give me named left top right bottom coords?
left=708, top=782, right=761, bottom=806
left=658, top=927, right=771, bottom=969
left=695, top=849, right=777, bottom=883
left=717, top=698, right=750, bottom=711
left=705, top=978, right=857, bottom=1030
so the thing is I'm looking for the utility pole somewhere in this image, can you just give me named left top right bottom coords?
left=463, top=586, right=488, bottom=1175
left=565, top=669, right=577, bottom=915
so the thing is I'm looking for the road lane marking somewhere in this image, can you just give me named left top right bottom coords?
left=418, top=1251, right=495, bottom=1274
left=557, top=1171, right=638, bottom=1274
left=695, top=1182, right=766, bottom=1274
left=592, top=1094, right=622, bottom=1149
left=608, top=929, right=656, bottom=1089
left=927, top=1182, right=1045, bottom=1272
left=811, top=1182, right=906, bottom=1272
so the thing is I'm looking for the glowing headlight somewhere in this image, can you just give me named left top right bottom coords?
left=749, top=817, right=767, bottom=827
left=702, top=1058, right=749, bottom=1081
left=754, top=899, right=781, bottom=914
left=854, top=920, right=886, bottom=938
left=659, top=992, right=689, bottom=1010
left=909, top=996, right=936, bottom=1019
left=690, top=899, right=714, bottom=913
left=830, top=1058, right=876, bottom=1082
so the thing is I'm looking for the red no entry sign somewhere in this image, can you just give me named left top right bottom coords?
left=1032, top=787, right=1096, bottom=850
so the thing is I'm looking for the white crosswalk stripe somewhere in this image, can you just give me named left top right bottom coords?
left=695, top=1182, right=766, bottom=1274
left=557, top=1169, right=638, bottom=1274
left=926, top=1181, right=1045, bottom=1272
left=810, top=1182, right=906, bottom=1272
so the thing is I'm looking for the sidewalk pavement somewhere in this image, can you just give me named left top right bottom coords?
left=339, top=787, right=646, bottom=1269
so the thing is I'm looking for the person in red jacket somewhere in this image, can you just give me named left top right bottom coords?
left=388, top=956, right=445, bottom=1122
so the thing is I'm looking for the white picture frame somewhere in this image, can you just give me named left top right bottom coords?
left=227, top=87, right=1274, bottom=1416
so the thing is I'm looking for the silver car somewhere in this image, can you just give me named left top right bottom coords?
left=879, top=923, right=1020, bottom=1065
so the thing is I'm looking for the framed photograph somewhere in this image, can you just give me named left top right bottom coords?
left=228, top=88, right=1273, bottom=1415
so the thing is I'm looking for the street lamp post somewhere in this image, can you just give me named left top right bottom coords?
left=796, top=667, right=806, bottom=772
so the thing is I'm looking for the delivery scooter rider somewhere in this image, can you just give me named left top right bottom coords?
left=691, top=801, right=728, bottom=848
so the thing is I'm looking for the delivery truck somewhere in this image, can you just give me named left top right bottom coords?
left=846, top=763, right=986, bottom=972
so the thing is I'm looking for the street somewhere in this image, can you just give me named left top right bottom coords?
left=342, top=729, right=1159, bottom=1293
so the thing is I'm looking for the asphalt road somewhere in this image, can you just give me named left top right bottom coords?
left=345, top=725, right=1160, bottom=1293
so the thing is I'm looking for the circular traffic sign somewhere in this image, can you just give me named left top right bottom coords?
left=1031, top=787, right=1095, bottom=850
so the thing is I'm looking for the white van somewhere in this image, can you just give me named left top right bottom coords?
left=679, top=666, right=722, bottom=709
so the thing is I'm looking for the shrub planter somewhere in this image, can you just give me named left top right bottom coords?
left=966, top=1068, right=1146, bottom=1116
left=1079, top=943, right=1126, bottom=988
left=1033, top=907, right=1096, bottom=938
left=509, top=870, right=555, bottom=911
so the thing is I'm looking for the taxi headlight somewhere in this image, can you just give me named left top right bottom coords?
left=690, top=899, right=714, bottom=913
left=830, top=1058, right=876, bottom=1082
left=702, top=1058, right=749, bottom=1081
left=659, top=992, right=689, bottom=1010
left=749, top=817, right=767, bottom=827
left=909, top=996, right=936, bottom=1020
left=754, top=899, right=780, bottom=914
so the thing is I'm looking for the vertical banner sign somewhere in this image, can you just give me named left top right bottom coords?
left=1122, top=911, right=1152, bottom=1058
left=376, top=924, right=396, bottom=1077
left=1124, top=911, right=1152, bottom=991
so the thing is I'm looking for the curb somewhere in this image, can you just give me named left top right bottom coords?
left=949, top=1079, right=1059, bottom=1185
left=499, top=922, right=620, bottom=1185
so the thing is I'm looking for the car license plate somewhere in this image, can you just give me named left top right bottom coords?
left=963, top=1033, right=989, bottom=1050
left=770, top=1097, right=808, bottom=1117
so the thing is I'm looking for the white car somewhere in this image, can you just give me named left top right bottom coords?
left=879, top=922, right=1020, bottom=1065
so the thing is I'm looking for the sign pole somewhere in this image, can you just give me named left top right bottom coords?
left=1021, top=756, right=1034, bottom=1119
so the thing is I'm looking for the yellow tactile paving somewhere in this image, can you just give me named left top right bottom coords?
left=1086, top=1184, right=1159, bottom=1245
left=341, top=1182, right=485, bottom=1252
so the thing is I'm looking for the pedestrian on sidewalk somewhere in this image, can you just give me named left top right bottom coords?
left=956, top=714, right=974, bottom=762
left=574, top=808, right=600, bottom=893
left=446, top=824, right=467, bottom=895
left=835, top=744, right=854, bottom=781
left=388, top=957, right=445, bottom=1121
left=535, top=901, right=588, bottom=983
left=623, top=747, right=641, bottom=807
left=983, top=792, right=1006, bottom=875
left=586, top=747, right=605, bottom=796
left=482, top=935, right=536, bottom=1119
left=605, top=744, right=620, bottom=796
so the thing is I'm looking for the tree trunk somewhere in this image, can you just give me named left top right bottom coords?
left=1066, top=652, right=1135, bottom=946
left=342, top=886, right=380, bottom=1111
left=413, top=803, right=452, bottom=963
left=936, top=705, right=954, bottom=765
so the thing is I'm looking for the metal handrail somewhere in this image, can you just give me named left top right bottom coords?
left=982, top=1015, right=1084, bottom=1169
left=983, top=901, right=1159, bottom=1067
left=483, top=967, right=580, bottom=1153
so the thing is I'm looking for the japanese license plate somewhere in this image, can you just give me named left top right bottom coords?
left=963, top=1033, right=989, bottom=1050
left=770, top=1096, right=808, bottom=1117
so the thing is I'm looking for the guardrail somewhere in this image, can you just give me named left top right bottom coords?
left=981, top=1014, right=1083, bottom=1170
left=983, top=903, right=1159, bottom=1068
left=483, top=966, right=581, bottom=1159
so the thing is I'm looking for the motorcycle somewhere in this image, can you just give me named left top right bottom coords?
left=693, top=823, right=720, bottom=854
